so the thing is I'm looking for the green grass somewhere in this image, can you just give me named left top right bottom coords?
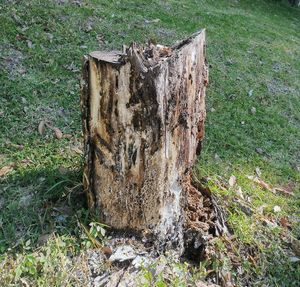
left=0, top=0, right=300, bottom=286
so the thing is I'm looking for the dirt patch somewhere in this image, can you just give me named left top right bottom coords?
left=267, top=78, right=294, bottom=95
left=0, top=44, right=26, bottom=79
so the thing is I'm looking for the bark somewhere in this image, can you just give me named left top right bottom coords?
left=81, top=30, right=209, bottom=251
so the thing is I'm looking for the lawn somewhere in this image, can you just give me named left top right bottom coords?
left=0, top=0, right=299, bottom=286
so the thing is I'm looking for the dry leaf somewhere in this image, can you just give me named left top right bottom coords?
left=229, top=175, right=236, bottom=187
left=53, top=127, right=63, bottom=139
left=273, top=187, right=294, bottom=196
left=20, top=158, right=33, bottom=166
left=38, top=121, right=46, bottom=135
left=71, top=146, right=83, bottom=155
left=0, top=163, right=15, bottom=177
left=236, top=186, right=244, bottom=199
left=247, top=175, right=274, bottom=193
left=279, top=217, right=291, bottom=228
left=63, top=134, right=72, bottom=139
left=5, top=142, right=24, bottom=150
left=102, top=246, right=113, bottom=256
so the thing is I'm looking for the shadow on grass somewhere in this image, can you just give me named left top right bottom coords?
left=0, top=167, right=88, bottom=254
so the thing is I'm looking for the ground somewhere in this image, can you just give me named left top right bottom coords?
left=0, top=0, right=300, bottom=286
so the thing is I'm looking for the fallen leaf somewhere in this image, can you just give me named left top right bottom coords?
left=273, top=187, right=294, bottom=196
left=71, top=146, right=83, bottom=155
left=247, top=175, right=274, bottom=193
left=5, top=142, right=24, bottom=150
left=63, top=134, right=72, bottom=139
left=20, top=158, right=33, bottom=166
left=53, top=127, right=63, bottom=139
left=0, top=163, right=15, bottom=177
left=229, top=175, right=236, bottom=187
left=102, top=246, right=113, bottom=256
left=236, top=186, right=244, bottom=199
left=38, top=121, right=46, bottom=135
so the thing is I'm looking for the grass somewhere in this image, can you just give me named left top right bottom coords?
left=0, top=0, right=299, bottom=286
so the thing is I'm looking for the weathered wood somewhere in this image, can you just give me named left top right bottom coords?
left=81, top=30, right=208, bottom=250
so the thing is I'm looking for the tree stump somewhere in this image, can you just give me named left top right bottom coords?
left=81, top=30, right=209, bottom=251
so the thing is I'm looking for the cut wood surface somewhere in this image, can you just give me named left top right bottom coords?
left=81, top=30, right=209, bottom=250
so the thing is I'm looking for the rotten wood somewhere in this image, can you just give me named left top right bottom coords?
left=81, top=30, right=211, bottom=252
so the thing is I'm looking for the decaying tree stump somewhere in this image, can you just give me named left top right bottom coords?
left=81, top=30, right=209, bottom=252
